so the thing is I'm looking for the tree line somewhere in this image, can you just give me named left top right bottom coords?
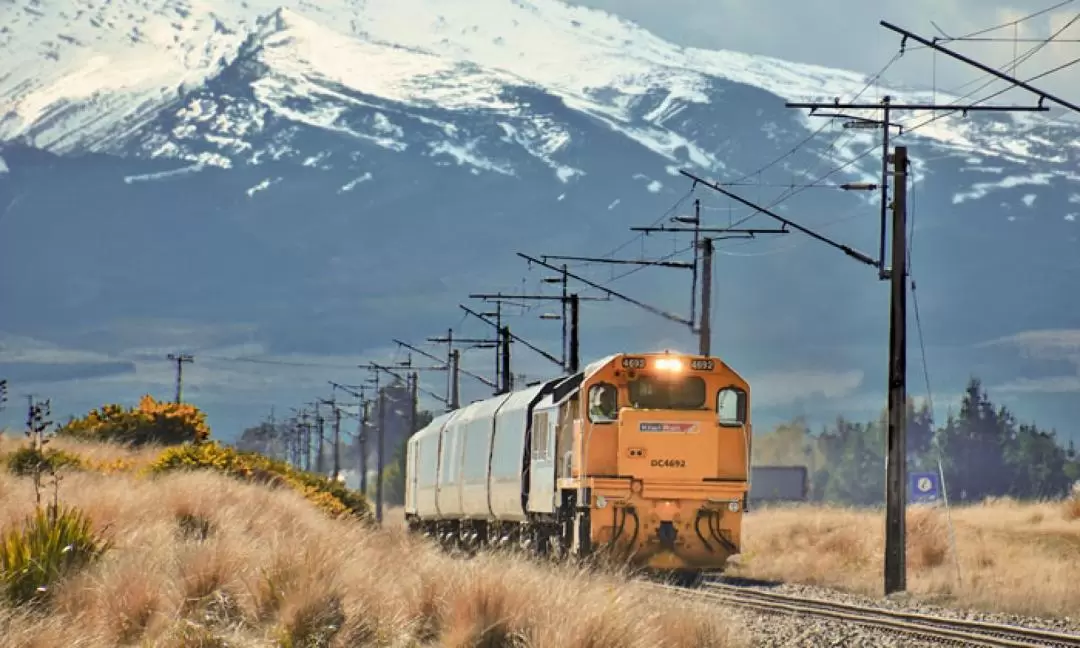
left=237, top=375, right=1080, bottom=510
left=753, top=377, right=1080, bottom=505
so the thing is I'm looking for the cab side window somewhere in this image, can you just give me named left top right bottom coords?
left=588, top=383, right=618, bottom=423
left=717, top=387, right=747, bottom=427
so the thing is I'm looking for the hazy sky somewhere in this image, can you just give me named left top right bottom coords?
left=571, top=0, right=1080, bottom=105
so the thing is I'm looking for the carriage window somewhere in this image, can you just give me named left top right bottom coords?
left=532, top=412, right=550, bottom=459
left=628, top=376, right=706, bottom=410
left=588, top=383, right=618, bottom=423
left=716, top=387, right=747, bottom=426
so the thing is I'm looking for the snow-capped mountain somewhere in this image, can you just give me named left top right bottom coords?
left=1, top=0, right=1078, bottom=439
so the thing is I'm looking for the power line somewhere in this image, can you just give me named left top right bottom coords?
left=927, top=0, right=1075, bottom=45
left=903, top=51, right=1080, bottom=136
left=574, top=52, right=904, bottom=281
left=883, top=13, right=1080, bottom=136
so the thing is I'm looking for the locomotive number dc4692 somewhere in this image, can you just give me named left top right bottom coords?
left=403, top=351, right=753, bottom=586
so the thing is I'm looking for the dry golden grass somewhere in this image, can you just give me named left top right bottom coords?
left=732, top=497, right=1080, bottom=619
left=0, top=459, right=749, bottom=647
left=0, top=432, right=162, bottom=472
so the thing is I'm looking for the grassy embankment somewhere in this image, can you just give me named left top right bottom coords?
left=0, top=435, right=748, bottom=647
left=730, top=494, right=1080, bottom=619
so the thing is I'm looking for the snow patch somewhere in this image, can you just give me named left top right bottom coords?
left=556, top=166, right=582, bottom=182
left=1066, top=214, right=1076, bottom=222
left=0, top=156, right=7, bottom=175
left=428, top=140, right=514, bottom=175
left=1022, top=194, right=1036, bottom=207
left=123, top=162, right=206, bottom=183
left=246, top=177, right=281, bottom=197
left=339, top=172, right=373, bottom=192
left=302, top=152, right=331, bottom=167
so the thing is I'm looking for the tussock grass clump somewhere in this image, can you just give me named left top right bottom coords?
left=0, top=466, right=750, bottom=648
left=0, top=502, right=111, bottom=607
left=732, top=500, right=1080, bottom=618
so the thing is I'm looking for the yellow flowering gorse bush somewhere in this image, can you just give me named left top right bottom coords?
left=147, top=441, right=371, bottom=523
left=55, top=395, right=210, bottom=446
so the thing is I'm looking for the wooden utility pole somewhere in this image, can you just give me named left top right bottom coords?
left=568, top=294, right=580, bottom=373
left=699, top=237, right=713, bottom=356
left=783, top=91, right=1046, bottom=596
left=314, top=402, right=325, bottom=474
left=526, top=205, right=784, bottom=356
left=376, top=378, right=386, bottom=524
left=449, top=349, right=461, bottom=409
left=468, top=292, right=602, bottom=374
left=166, top=353, right=193, bottom=404
left=459, top=304, right=564, bottom=386
left=359, top=396, right=369, bottom=493
left=408, top=371, right=419, bottom=435
left=499, top=326, right=512, bottom=393
left=885, top=145, right=909, bottom=594
left=332, top=400, right=341, bottom=481
left=395, top=335, right=494, bottom=409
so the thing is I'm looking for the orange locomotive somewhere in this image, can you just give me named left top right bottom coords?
left=404, top=350, right=751, bottom=583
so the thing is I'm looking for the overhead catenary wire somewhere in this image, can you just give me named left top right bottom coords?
left=558, top=50, right=908, bottom=304
left=897, top=12, right=1080, bottom=135
left=902, top=50, right=1080, bottom=136
left=569, top=50, right=907, bottom=281
left=927, top=0, right=1075, bottom=45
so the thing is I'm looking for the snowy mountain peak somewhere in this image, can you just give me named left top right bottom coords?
left=1, top=0, right=1077, bottom=172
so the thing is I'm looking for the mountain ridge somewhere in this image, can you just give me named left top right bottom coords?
left=1, top=0, right=1078, bottom=443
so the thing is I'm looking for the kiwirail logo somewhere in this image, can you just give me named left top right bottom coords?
left=639, top=422, right=698, bottom=433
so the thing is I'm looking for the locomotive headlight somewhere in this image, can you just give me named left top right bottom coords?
left=655, top=358, right=683, bottom=371
left=728, top=500, right=740, bottom=512
left=596, top=495, right=608, bottom=509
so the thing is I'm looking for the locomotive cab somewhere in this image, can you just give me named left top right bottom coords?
left=565, top=352, right=752, bottom=574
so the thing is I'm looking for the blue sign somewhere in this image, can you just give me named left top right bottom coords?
left=909, top=471, right=940, bottom=504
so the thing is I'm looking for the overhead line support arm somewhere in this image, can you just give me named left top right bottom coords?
left=468, top=293, right=606, bottom=301
left=539, top=255, right=693, bottom=269
left=459, top=304, right=564, bottom=368
left=393, top=338, right=497, bottom=389
left=786, top=101, right=1049, bottom=112
left=630, top=225, right=789, bottom=236
left=677, top=170, right=878, bottom=268
left=879, top=20, right=1080, bottom=115
left=517, top=253, right=693, bottom=327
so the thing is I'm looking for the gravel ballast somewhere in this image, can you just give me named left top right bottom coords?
left=707, top=577, right=1080, bottom=645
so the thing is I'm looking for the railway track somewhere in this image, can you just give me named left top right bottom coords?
left=651, top=578, right=1080, bottom=647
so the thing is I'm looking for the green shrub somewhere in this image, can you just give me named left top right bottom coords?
left=5, top=445, right=84, bottom=477
left=0, top=503, right=111, bottom=606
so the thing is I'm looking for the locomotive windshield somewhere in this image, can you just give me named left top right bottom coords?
left=627, top=375, right=707, bottom=410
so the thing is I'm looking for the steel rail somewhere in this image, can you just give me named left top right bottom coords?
left=649, top=580, right=1080, bottom=647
